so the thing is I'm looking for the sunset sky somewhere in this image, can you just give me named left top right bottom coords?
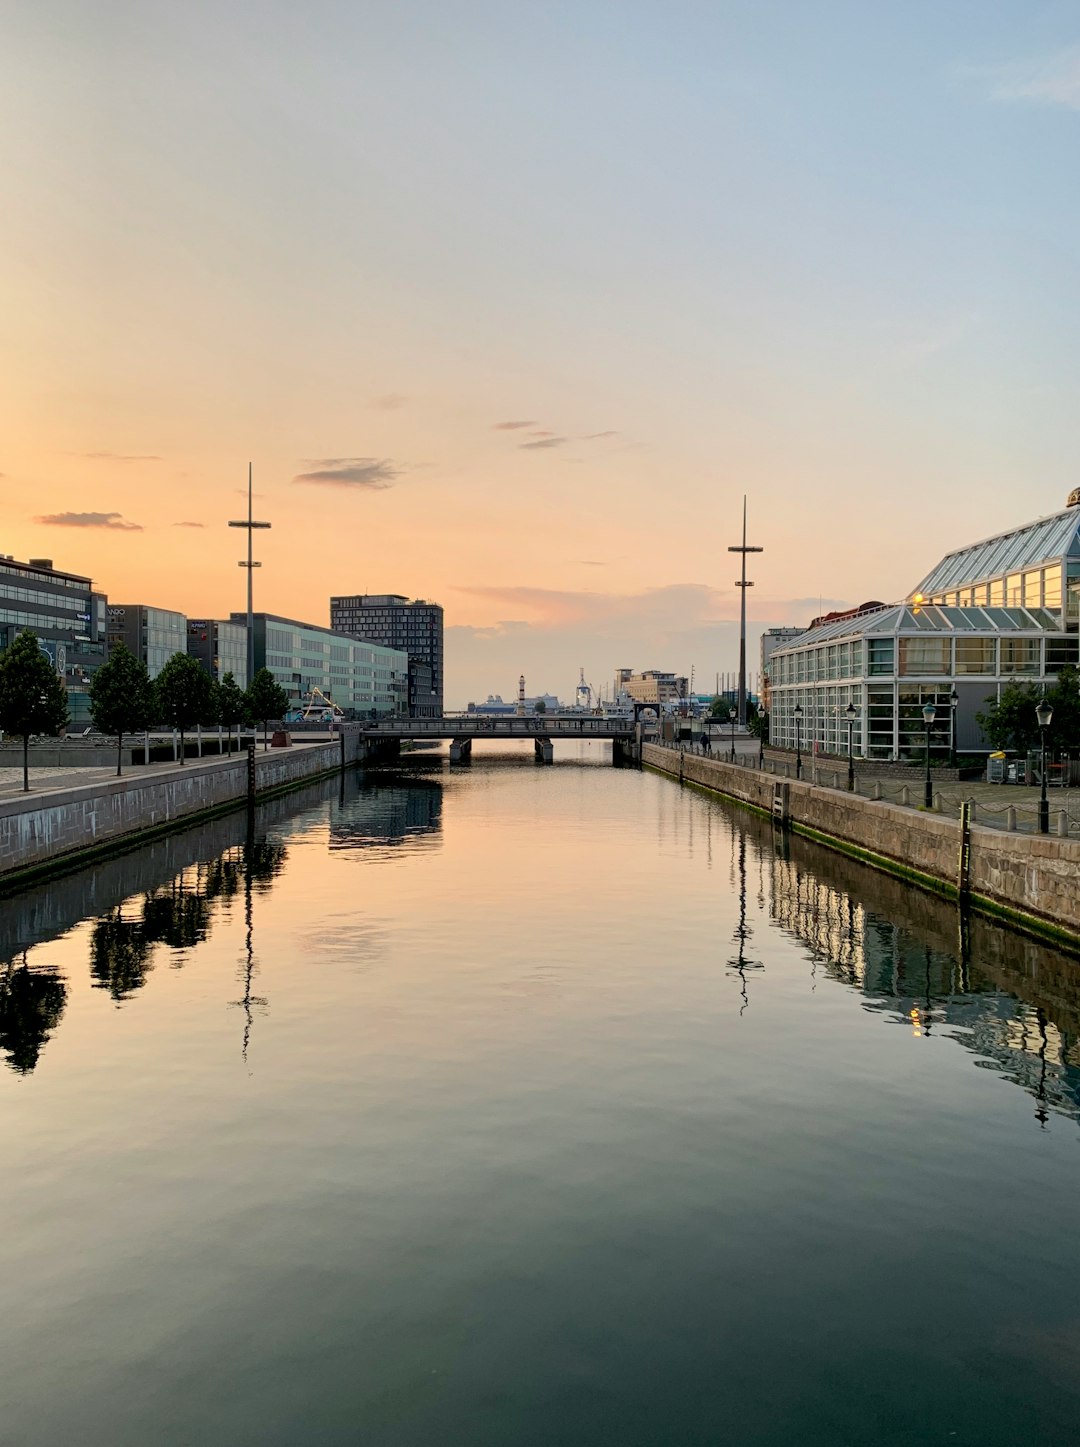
left=3, top=2, right=1079, bottom=705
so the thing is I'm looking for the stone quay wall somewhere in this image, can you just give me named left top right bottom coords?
left=0, top=735, right=358, bottom=884
left=643, top=743, right=1080, bottom=945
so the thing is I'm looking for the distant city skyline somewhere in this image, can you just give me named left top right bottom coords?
left=4, top=2, right=1079, bottom=706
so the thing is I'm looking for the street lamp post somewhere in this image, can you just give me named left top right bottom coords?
left=845, top=701, right=856, bottom=792
left=948, top=686, right=959, bottom=769
left=729, top=707, right=737, bottom=762
left=794, top=702, right=803, bottom=780
left=1036, top=698, right=1053, bottom=835
left=922, top=702, right=936, bottom=809
left=228, top=463, right=272, bottom=688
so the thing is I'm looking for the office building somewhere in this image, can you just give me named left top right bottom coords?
left=329, top=594, right=443, bottom=716
left=618, top=670, right=689, bottom=707
left=187, top=619, right=249, bottom=689
left=0, top=554, right=108, bottom=723
left=107, top=605, right=188, bottom=680
left=236, top=612, right=407, bottom=716
left=767, top=496, right=1080, bottom=760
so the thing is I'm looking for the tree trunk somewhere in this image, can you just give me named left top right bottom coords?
left=117, top=731, right=124, bottom=777
left=179, top=729, right=186, bottom=764
left=22, top=734, right=29, bottom=792
left=263, top=719, right=268, bottom=751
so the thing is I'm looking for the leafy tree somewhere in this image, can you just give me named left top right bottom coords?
left=88, top=641, right=157, bottom=777
left=533, top=699, right=547, bottom=715
left=1046, top=666, right=1080, bottom=753
left=977, top=681, right=1042, bottom=755
left=246, top=668, right=289, bottom=750
left=0, top=630, right=69, bottom=791
left=217, top=671, right=249, bottom=753
left=708, top=696, right=733, bottom=719
left=747, top=706, right=769, bottom=742
left=155, top=651, right=213, bottom=764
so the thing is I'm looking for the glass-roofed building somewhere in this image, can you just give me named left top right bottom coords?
left=768, top=494, right=1080, bottom=761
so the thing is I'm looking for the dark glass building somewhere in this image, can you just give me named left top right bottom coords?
left=0, top=555, right=108, bottom=724
left=328, top=594, right=443, bottom=717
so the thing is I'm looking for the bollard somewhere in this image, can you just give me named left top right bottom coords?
left=1006, top=806, right=1016, bottom=832
left=872, top=782, right=881, bottom=801
left=900, top=785, right=910, bottom=807
left=1059, top=810, right=1069, bottom=837
left=833, top=771, right=840, bottom=790
left=969, top=801, right=977, bottom=824
left=933, top=792, right=942, bottom=812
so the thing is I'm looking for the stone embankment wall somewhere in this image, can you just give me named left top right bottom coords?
left=643, top=743, right=1080, bottom=945
left=0, top=736, right=359, bottom=885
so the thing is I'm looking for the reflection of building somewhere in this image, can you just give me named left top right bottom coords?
left=0, top=555, right=108, bottom=722
left=107, top=604, right=188, bottom=680
left=768, top=497, right=1080, bottom=759
left=618, top=670, right=688, bottom=707
left=187, top=619, right=249, bottom=689
left=237, top=612, right=407, bottom=716
left=329, top=594, right=444, bottom=717
left=329, top=778, right=443, bottom=851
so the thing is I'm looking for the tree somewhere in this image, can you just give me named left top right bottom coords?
left=0, top=631, right=69, bottom=791
left=977, top=681, right=1042, bottom=754
left=533, top=699, right=547, bottom=715
left=216, top=671, right=249, bottom=753
left=155, top=651, right=213, bottom=764
left=747, top=707, right=769, bottom=743
left=1046, top=666, right=1080, bottom=754
left=246, top=668, right=289, bottom=750
left=88, top=642, right=157, bottom=777
left=708, top=696, right=733, bottom=719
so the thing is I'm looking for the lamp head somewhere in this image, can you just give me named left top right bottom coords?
left=922, top=703, right=936, bottom=725
left=793, top=702, right=803, bottom=718
left=949, top=687, right=959, bottom=706
left=845, top=702, right=856, bottom=719
left=1036, top=699, right=1053, bottom=730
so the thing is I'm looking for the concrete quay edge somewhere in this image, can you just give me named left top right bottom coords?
left=642, top=743, right=1080, bottom=954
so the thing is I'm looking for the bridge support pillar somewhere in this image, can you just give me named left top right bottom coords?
left=534, top=736, right=553, bottom=765
left=449, top=737, right=473, bottom=764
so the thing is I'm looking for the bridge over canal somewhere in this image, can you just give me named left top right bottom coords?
left=359, top=715, right=642, bottom=764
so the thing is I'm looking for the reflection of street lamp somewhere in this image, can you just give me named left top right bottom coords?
left=845, top=701, right=856, bottom=792
left=1036, top=698, right=1053, bottom=834
left=794, top=702, right=803, bottom=780
left=948, top=685, right=959, bottom=768
left=922, top=702, right=936, bottom=808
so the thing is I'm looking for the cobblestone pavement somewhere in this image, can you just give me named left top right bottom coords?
left=0, top=765, right=125, bottom=797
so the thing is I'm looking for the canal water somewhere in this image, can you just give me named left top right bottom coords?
left=2, top=744, right=1080, bottom=1446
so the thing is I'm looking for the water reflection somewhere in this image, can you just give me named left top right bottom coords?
left=0, top=955, right=67, bottom=1075
left=329, top=772, right=443, bottom=853
left=726, top=832, right=762, bottom=1015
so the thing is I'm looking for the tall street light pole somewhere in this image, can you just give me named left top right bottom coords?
left=922, top=702, right=936, bottom=809
left=728, top=496, right=763, bottom=728
left=228, top=463, right=272, bottom=688
left=1036, top=698, right=1053, bottom=835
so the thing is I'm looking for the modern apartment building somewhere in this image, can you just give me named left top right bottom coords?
left=107, top=605, right=188, bottom=679
left=0, top=554, right=108, bottom=723
left=617, top=670, right=689, bottom=707
left=237, top=612, right=407, bottom=716
left=329, top=594, right=443, bottom=717
left=187, top=619, right=249, bottom=689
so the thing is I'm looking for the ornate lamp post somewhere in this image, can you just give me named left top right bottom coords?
left=948, top=685, right=959, bottom=769
left=922, top=702, right=936, bottom=808
left=845, top=701, right=856, bottom=792
left=729, top=706, right=737, bottom=763
left=794, top=702, right=803, bottom=780
left=1036, top=698, right=1053, bottom=835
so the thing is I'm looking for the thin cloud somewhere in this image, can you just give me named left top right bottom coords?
left=370, top=393, right=407, bottom=410
left=492, top=420, right=536, bottom=430
left=80, top=451, right=162, bottom=462
left=579, top=560, right=606, bottom=566
left=173, top=520, right=205, bottom=528
left=981, top=48, right=1080, bottom=110
left=293, top=457, right=401, bottom=489
left=583, top=431, right=619, bottom=440
left=519, top=437, right=566, bottom=451
left=35, top=511, right=143, bottom=531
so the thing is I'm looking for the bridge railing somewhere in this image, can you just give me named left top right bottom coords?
left=362, top=715, right=637, bottom=738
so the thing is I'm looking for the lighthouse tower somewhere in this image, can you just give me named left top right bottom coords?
left=516, top=674, right=526, bottom=716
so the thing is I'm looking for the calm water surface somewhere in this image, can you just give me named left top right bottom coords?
left=3, top=744, right=1080, bottom=1445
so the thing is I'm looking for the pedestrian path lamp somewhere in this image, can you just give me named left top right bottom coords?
left=794, top=702, right=803, bottom=780
left=1036, top=698, right=1053, bottom=834
left=729, top=707, right=737, bottom=762
left=845, top=701, right=856, bottom=792
left=922, top=702, right=936, bottom=808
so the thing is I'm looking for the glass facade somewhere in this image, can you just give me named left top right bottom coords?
left=770, top=602, right=1078, bottom=760
left=0, top=556, right=108, bottom=723
left=329, top=595, right=444, bottom=716
left=108, top=605, right=188, bottom=679
left=187, top=620, right=248, bottom=689
left=242, top=613, right=407, bottom=716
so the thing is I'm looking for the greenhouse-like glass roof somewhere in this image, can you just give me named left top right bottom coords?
left=773, top=603, right=1063, bottom=653
left=913, top=507, right=1080, bottom=595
